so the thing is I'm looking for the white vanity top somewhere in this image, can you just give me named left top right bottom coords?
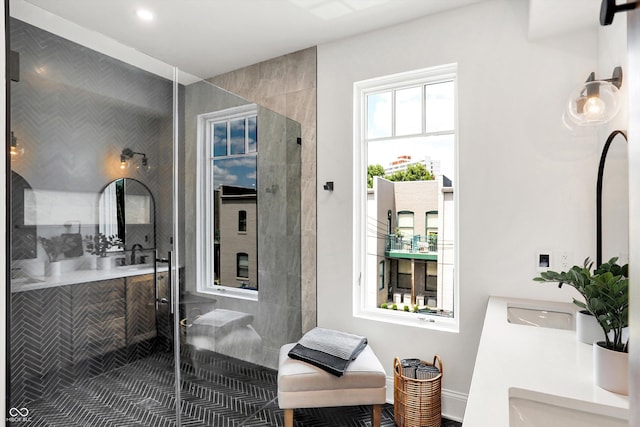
left=11, top=264, right=169, bottom=293
left=464, top=296, right=629, bottom=426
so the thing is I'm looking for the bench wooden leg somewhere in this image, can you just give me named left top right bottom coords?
left=372, top=404, right=381, bottom=427
left=284, top=408, right=294, bottom=427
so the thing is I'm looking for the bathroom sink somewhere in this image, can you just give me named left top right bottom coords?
left=507, top=306, right=573, bottom=330
left=509, top=388, right=627, bottom=426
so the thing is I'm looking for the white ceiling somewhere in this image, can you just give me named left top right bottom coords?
left=15, top=0, right=600, bottom=79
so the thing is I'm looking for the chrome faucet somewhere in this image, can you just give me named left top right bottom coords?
left=130, top=244, right=143, bottom=265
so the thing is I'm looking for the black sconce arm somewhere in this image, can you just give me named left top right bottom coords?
left=600, top=0, right=639, bottom=26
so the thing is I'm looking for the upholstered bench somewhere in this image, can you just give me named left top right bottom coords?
left=277, top=342, right=387, bottom=427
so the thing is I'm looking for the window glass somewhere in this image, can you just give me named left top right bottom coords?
left=426, top=211, right=438, bottom=229
left=357, top=65, right=457, bottom=323
left=237, top=253, right=249, bottom=278
left=397, top=211, right=414, bottom=238
left=395, top=86, right=422, bottom=136
left=367, top=92, right=392, bottom=139
left=200, top=104, right=259, bottom=294
left=425, top=81, right=454, bottom=133
left=239, top=210, right=247, bottom=232
left=213, top=122, right=227, bottom=157
left=230, top=118, right=246, bottom=155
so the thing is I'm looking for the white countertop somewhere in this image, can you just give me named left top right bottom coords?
left=464, top=296, right=629, bottom=426
left=11, top=264, right=169, bottom=293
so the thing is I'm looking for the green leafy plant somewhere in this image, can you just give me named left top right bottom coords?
left=38, top=236, right=73, bottom=262
left=413, top=305, right=419, bottom=313
left=85, top=234, right=123, bottom=257
left=403, top=305, right=410, bottom=312
left=534, top=257, right=628, bottom=352
left=380, top=303, right=388, bottom=309
left=391, top=304, right=398, bottom=310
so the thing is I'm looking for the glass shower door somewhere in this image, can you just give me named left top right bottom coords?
left=6, top=9, right=303, bottom=426
left=7, top=14, right=180, bottom=425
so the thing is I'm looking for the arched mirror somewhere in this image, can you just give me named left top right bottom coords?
left=98, top=178, right=156, bottom=252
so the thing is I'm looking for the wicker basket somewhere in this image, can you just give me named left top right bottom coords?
left=394, top=355, right=442, bottom=427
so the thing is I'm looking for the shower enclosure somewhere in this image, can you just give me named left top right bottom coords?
left=6, top=11, right=301, bottom=426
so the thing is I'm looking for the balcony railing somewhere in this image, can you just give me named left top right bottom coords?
left=385, top=234, right=437, bottom=253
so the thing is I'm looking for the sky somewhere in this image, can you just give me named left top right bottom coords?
left=213, top=155, right=257, bottom=189
left=366, top=80, right=455, bottom=181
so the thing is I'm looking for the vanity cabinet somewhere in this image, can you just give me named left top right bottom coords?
left=72, top=278, right=126, bottom=363
left=126, top=273, right=157, bottom=344
left=10, top=272, right=162, bottom=404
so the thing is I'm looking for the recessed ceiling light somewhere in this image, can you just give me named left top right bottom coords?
left=136, top=9, right=154, bottom=21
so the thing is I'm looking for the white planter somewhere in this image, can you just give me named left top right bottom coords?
left=45, top=261, right=61, bottom=276
left=593, top=341, right=629, bottom=395
left=576, top=310, right=603, bottom=345
left=84, top=256, right=98, bottom=270
left=97, top=256, right=112, bottom=270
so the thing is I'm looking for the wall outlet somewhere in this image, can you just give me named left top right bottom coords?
left=557, top=251, right=572, bottom=270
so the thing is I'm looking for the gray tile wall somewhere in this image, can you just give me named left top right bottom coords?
left=183, top=81, right=302, bottom=368
left=9, top=18, right=174, bottom=256
left=207, top=48, right=317, bottom=334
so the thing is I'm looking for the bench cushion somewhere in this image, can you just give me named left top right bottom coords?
left=278, top=342, right=387, bottom=409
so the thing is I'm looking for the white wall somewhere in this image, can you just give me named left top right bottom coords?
left=317, top=0, right=605, bottom=420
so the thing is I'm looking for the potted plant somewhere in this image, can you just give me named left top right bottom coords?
left=534, top=257, right=629, bottom=394
left=585, top=258, right=628, bottom=395
left=39, top=236, right=65, bottom=263
left=85, top=234, right=123, bottom=270
left=39, top=235, right=74, bottom=276
left=533, top=258, right=602, bottom=344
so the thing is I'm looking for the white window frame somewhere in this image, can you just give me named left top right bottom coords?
left=353, top=64, right=459, bottom=332
left=196, top=104, right=258, bottom=301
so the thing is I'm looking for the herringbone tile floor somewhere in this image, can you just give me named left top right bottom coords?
left=16, top=349, right=461, bottom=427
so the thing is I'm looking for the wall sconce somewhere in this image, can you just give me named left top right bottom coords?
left=600, top=0, right=638, bottom=26
left=10, top=131, right=24, bottom=159
left=120, top=148, right=151, bottom=174
left=565, top=67, right=622, bottom=127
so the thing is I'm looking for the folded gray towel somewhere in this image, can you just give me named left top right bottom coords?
left=297, top=327, right=367, bottom=361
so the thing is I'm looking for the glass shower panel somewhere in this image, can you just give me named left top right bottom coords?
left=8, top=12, right=303, bottom=427
left=177, top=76, right=302, bottom=424
left=7, top=16, right=177, bottom=424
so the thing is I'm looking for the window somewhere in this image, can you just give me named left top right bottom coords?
left=355, top=64, right=457, bottom=330
left=397, top=211, right=414, bottom=238
left=379, top=260, right=385, bottom=290
left=426, top=211, right=438, bottom=251
left=238, top=210, right=247, bottom=232
left=196, top=104, right=259, bottom=299
left=237, top=253, right=249, bottom=278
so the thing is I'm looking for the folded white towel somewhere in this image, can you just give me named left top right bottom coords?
left=297, top=327, right=367, bottom=361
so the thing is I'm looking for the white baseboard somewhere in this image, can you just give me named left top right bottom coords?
left=385, top=376, right=466, bottom=422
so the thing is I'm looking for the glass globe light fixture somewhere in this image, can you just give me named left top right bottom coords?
left=119, top=148, right=150, bottom=174
left=566, top=67, right=622, bottom=127
left=136, top=155, right=151, bottom=174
